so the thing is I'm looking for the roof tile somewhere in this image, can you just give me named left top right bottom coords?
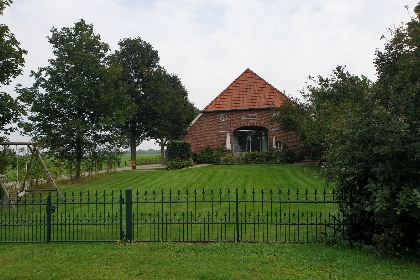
left=203, top=68, right=287, bottom=111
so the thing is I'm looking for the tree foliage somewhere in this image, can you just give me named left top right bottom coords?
left=20, top=19, right=134, bottom=179
left=273, top=4, right=420, bottom=254
left=273, top=66, right=370, bottom=159
left=0, top=0, right=26, bottom=140
left=110, top=38, right=197, bottom=166
left=0, top=0, right=26, bottom=85
left=144, top=67, right=198, bottom=164
left=0, top=90, right=22, bottom=139
left=109, top=37, right=159, bottom=168
left=323, top=4, right=420, bottom=254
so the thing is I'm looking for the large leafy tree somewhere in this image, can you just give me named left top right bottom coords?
left=324, top=4, right=420, bottom=254
left=0, top=0, right=27, bottom=140
left=109, top=37, right=159, bottom=169
left=144, top=67, right=198, bottom=165
left=20, top=19, right=134, bottom=179
left=272, top=66, right=370, bottom=162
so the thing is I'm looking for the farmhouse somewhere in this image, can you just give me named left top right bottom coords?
left=183, top=68, right=303, bottom=154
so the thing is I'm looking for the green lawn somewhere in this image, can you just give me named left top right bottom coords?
left=2, top=164, right=337, bottom=244
left=59, top=163, right=332, bottom=218
left=1, top=164, right=419, bottom=279
left=62, top=164, right=326, bottom=194
left=0, top=242, right=418, bottom=279
left=57, top=164, right=332, bottom=226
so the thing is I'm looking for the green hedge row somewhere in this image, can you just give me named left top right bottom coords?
left=166, top=141, right=193, bottom=170
left=192, top=147, right=305, bottom=165
left=167, top=141, right=191, bottom=161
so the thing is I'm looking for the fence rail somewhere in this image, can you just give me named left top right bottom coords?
left=0, top=188, right=349, bottom=243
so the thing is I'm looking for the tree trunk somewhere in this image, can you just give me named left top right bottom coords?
left=160, top=142, right=165, bottom=166
left=131, top=137, right=137, bottom=170
left=75, top=136, right=82, bottom=179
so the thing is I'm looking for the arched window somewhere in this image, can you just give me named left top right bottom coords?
left=233, top=126, right=269, bottom=152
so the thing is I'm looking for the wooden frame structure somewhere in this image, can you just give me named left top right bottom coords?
left=0, top=142, right=64, bottom=214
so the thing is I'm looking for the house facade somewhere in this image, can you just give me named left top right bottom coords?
left=182, top=69, right=303, bottom=154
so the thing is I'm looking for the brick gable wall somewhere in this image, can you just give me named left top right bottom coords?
left=182, top=109, right=304, bottom=154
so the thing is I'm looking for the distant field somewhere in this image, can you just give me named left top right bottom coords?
left=120, top=154, right=162, bottom=167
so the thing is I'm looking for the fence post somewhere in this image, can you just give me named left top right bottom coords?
left=46, top=194, right=51, bottom=243
left=125, top=189, right=133, bottom=241
left=236, top=188, right=240, bottom=243
left=119, top=190, right=124, bottom=240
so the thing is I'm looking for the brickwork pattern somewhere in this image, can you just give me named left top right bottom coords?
left=183, top=109, right=303, bottom=154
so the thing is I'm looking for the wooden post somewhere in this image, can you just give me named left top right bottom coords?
left=20, top=145, right=36, bottom=192
left=1, top=142, right=64, bottom=202
left=32, top=145, right=64, bottom=201
left=0, top=175, right=18, bottom=215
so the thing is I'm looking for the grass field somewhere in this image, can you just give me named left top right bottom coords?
left=58, top=164, right=333, bottom=223
left=1, top=164, right=419, bottom=279
left=0, top=242, right=418, bottom=279
left=2, top=164, right=339, bottom=244
left=120, top=154, right=162, bottom=166
left=60, top=164, right=325, bottom=194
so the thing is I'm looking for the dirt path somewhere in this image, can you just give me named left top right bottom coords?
left=111, top=163, right=211, bottom=172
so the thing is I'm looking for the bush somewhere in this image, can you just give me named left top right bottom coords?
left=166, top=141, right=193, bottom=170
left=167, top=141, right=191, bottom=161
left=222, top=152, right=238, bottom=164
left=324, top=109, right=420, bottom=255
left=281, top=148, right=295, bottom=164
left=193, top=147, right=224, bottom=164
left=193, top=148, right=301, bottom=165
left=194, top=147, right=214, bottom=164
left=166, top=158, right=194, bottom=170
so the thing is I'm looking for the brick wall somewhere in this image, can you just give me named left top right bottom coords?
left=182, top=109, right=304, bottom=154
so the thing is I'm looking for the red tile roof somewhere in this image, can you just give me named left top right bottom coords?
left=203, top=68, right=288, bottom=112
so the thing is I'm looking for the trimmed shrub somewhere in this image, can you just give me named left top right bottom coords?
left=166, top=141, right=193, bottom=170
left=167, top=141, right=191, bottom=161
left=166, top=158, right=194, bottom=170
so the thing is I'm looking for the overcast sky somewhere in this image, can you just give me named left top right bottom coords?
left=2, top=0, right=419, bottom=149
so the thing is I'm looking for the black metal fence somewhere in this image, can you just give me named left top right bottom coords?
left=0, top=188, right=348, bottom=243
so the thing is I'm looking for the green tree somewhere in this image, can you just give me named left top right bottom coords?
left=273, top=66, right=370, bottom=162
left=20, top=19, right=134, bottom=179
left=0, top=0, right=27, bottom=140
left=109, top=37, right=159, bottom=169
left=324, top=4, right=420, bottom=254
left=144, top=67, right=198, bottom=165
left=0, top=90, right=23, bottom=139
